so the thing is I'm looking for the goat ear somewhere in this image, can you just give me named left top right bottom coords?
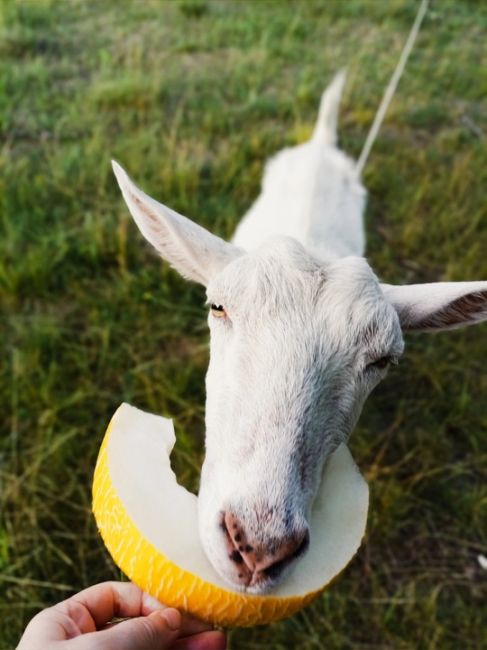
left=112, top=161, right=242, bottom=286
left=381, top=282, right=487, bottom=332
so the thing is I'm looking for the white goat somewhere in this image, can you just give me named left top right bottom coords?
left=112, top=73, right=487, bottom=593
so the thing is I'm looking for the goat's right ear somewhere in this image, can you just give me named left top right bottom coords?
left=381, top=281, right=487, bottom=332
left=112, top=161, right=242, bottom=286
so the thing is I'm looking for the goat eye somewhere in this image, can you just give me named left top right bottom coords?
left=210, top=304, right=226, bottom=318
left=366, top=356, right=393, bottom=371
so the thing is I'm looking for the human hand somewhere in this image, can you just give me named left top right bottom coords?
left=17, top=581, right=226, bottom=650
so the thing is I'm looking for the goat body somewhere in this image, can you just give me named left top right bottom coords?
left=112, top=72, right=487, bottom=593
left=233, top=71, right=366, bottom=260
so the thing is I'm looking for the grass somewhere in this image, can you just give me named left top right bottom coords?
left=1, top=0, right=486, bottom=647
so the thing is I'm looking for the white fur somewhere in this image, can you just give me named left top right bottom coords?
left=112, top=72, right=487, bottom=593
left=233, top=71, right=366, bottom=260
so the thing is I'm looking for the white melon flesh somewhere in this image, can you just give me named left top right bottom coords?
left=92, top=403, right=369, bottom=627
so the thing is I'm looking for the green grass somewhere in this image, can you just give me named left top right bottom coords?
left=1, top=0, right=486, bottom=648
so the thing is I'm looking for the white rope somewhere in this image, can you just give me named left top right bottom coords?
left=356, top=0, right=430, bottom=178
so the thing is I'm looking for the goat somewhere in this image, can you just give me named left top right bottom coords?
left=112, top=72, right=487, bottom=593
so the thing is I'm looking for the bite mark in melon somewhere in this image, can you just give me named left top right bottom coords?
left=92, top=403, right=369, bottom=627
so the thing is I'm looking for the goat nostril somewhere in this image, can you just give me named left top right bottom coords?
left=229, top=550, right=243, bottom=565
left=223, top=511, right=257, bottom=573
left=220, top=511, right=255, bottom=586
left=262, top=556, right=288, bottom=581
left=259, top=529, right=310, bottom=582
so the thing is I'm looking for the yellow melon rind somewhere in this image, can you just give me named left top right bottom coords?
left=93, top=420, right=322, bottom=627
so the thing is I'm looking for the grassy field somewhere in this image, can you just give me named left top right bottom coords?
left=1, top=0, right=486, bottom=648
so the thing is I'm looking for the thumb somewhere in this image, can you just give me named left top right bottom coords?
left=93, top=608, right=182, bottom=650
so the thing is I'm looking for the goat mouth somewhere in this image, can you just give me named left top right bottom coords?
left=219, top=512, right=310, bottom=592
left=252, top=530, right=310, bottom=585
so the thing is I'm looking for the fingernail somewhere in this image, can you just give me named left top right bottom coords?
left=143, top=593, right=164, bottom=611
left=161, top=608, right=181, bottom=631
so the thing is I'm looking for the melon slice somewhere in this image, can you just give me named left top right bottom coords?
left=92, top=403, right=368, bottom=627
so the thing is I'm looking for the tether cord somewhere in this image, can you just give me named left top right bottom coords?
left=356, top=0, right=430, bottom=178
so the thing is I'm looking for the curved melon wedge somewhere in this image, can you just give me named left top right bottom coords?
left=92, top=403, right=368, bottom=627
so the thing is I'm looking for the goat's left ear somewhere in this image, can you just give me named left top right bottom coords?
left=112, top=161, right=242, bottom=286
left=381, top=282, right=487, bottom=332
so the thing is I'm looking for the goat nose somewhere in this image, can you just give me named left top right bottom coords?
left=222, top=511, right=310, bottom=586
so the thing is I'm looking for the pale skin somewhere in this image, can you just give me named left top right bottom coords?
left=16, top=581, right=226, bottom=650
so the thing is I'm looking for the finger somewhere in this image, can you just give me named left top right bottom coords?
left=70, top=581, right=213, bottom=634
left=141, top=590, right=168, bottom=614
left=177, top=610, right=215, bottom=636
left=16, top=608, right=80, bottom=647
left=63, top=581, right=152, bottom=630
left=141, top=591, right=213, bottom=636
left=173, top=630, right=227, bottom=650
left=75, top=608, right=183, bottom=650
